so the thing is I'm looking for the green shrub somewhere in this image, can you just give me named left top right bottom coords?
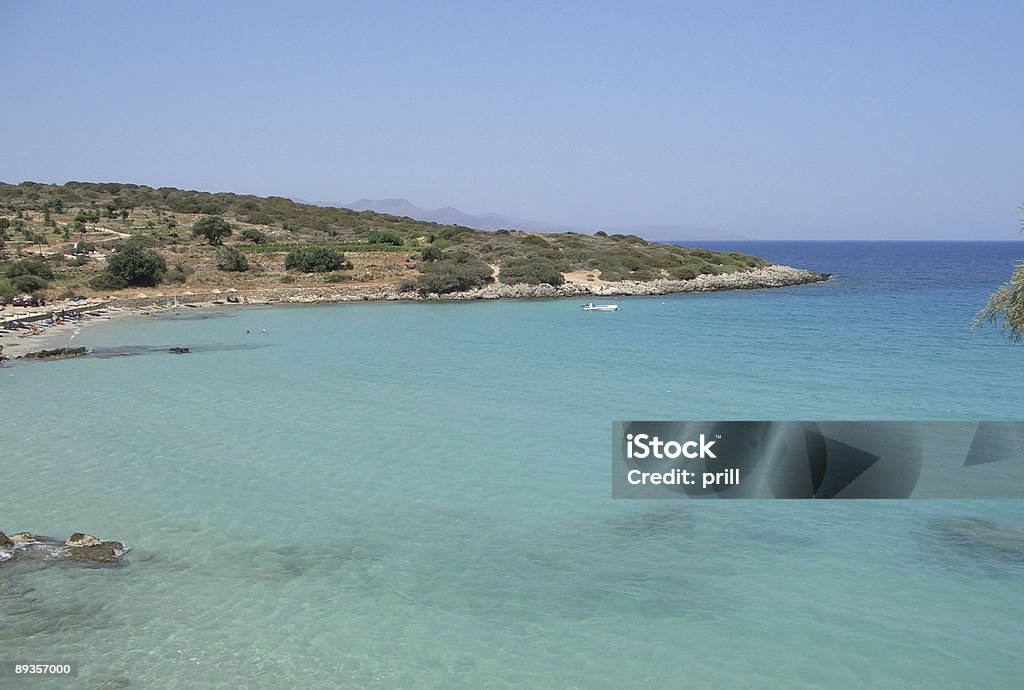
left=164, top=265, right=188, bottom=284
left=414, top=253, right=493, bottom=294
left=323, top=272, right=350, bottom=283
left=69, top=256, right=89, bottom=267
left=520, top=234, right=550, bottom=247
left=123, top=234, right=160, bottom=248
left=89, top=272, right=128, bottom=291
left=216, top=246, right=249, bottom=272
left=499, top=256, right=565, bottom=286
left=11, top=274, right=48, bottom=292
left=240, top=227, right=268, bottom=244
left=5, top=257, right=54, bottom=280
left=368, top=230, right=403, bottom=246
left=105, top=244, right=166, bottom=286
left=281, top=274, right=295, bottom=284
left=420, top=244, right=443, bottom=262
left=244, top=212, right=273, bottom=225
left=598, top=267, right=659, bottom=281
left=436, top=227, right=466, bottom=241
left=284, top=246, right=351, bottom=273
left=72, top=240, right=96, bottom=254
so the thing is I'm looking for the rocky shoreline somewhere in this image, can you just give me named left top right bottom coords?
left=112, top=264, right=829, bottom=308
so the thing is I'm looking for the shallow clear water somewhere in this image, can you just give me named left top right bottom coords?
left=2, top=242, right=1023, bottom=688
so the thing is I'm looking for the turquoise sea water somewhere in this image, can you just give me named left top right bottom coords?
left=2, top=241, right=1023, bottom=688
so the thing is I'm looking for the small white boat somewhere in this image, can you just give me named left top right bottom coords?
left=581, top=303, right=619, bottom=311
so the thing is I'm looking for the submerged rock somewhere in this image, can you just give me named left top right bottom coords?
left=168, top=346, right=189, bottom=354
left=620, top=507, right=695, bottom=538
left=931, top=517, right=1024, bottom=561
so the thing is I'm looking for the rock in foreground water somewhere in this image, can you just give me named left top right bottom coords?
left=0, top=530, right=128, bottom=565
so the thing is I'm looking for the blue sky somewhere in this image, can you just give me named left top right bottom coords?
left=1, top=1, right=1021, bottom=239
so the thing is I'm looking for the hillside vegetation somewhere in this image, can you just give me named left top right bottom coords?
left=0, top=181, right=768, bottom=299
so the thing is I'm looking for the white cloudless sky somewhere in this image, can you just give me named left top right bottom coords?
left=1, top=1, right=1021, bottom=239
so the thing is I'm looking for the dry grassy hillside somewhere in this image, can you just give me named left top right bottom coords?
left=0, top=181, right=769, bottom=300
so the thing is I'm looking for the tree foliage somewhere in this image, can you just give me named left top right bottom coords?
left=1, top=257, right=53, bottom=294
left=974, top=261, right=1024, bottom=342
left=284, top=246, right=351, bottom=273
left=105, top=243, right=167, bottom=286
left=11, top=274, right=48, bottom=292
left=975, top=207, right=1024, bottom=343
left=192, top=215, right=233, bottom=246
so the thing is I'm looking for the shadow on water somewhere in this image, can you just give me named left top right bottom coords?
left=89, top=343, right=271, bottom=358
left=239, top=541, right=385, bottom=590
left=0, top=562, right=126, bottom=640
left=162, top=311, right=240, bottom=322
left=375, top=508, right=740, bottom=624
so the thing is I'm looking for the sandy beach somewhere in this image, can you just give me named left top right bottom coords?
left=0, top=301, right=134, bottom=360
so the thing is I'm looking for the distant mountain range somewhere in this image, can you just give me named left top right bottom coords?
left=300, top=197, right=746, bottom=241
left=340, top=198, right=573, bottom=234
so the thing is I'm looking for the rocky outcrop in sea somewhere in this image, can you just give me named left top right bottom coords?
left=0, top=531, right=128, bottom=565
left=17, top=346, right=89, bottom=360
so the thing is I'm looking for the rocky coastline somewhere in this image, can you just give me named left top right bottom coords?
left=113, top=264, right=829, bottom=308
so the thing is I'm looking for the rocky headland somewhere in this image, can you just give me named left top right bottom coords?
left=114, top=264, right=829, bottom=307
